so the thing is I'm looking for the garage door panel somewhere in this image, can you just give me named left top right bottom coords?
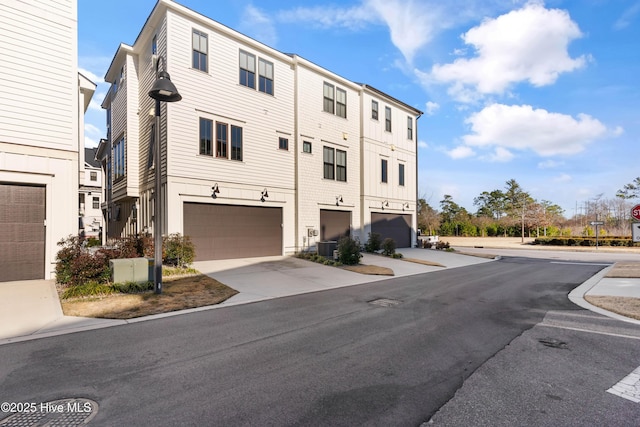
left=184, top=203, right=282, bottom=261
left=0, top=184, right=45, bottom=281
left=371, top=213, right=411, bottom=248
left=320, top=210, right=351, bottom=242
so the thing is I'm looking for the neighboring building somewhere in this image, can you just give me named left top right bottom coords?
left=0, top=0, right=95, bottom=281
left=101, top=0, right=421, bottom=261
left=79, top=147, right=103, bottom=241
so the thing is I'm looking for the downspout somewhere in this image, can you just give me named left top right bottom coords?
left=415, top=111, right=423, bottom=247
left=293, top=56, right=300, bottom=253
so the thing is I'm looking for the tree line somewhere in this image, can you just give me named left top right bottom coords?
left=418, top=178, right=640, bottom=238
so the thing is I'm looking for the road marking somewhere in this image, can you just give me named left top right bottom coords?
left=550, top=261, right=613, bottom=266
left=540, top=323, right=640, bottom=340
left=608, top=366, right=640, bottom=403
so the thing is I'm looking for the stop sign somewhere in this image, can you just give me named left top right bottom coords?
left=633, top=204, right=640, bottom=221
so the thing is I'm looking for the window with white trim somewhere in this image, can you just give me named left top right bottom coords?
left=239, top=50, right=256, bottom=88
left=259, top=58, right=274, bottom=95
left=407, top=116, right=413, bottom=140
left=114, top=136, right=125, bottom=180
left=199, top=118, right=213, bottom=156
left=372, top=100, right=378, bottom=120
left=323, top=82, right=334, bottom=114
left=192, top=29, right=208, bottom=72
left=385, top=107, right=392, bottom=132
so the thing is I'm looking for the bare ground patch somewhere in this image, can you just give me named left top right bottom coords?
left=402, top=258, right=446, bottom=267
left=342, top=265, right=394, bottom=275
left=60, top=274, right=238, bottom=319
left=605, top=262, right=640, bottom=278
left=584, top=295, right=640, bottom=321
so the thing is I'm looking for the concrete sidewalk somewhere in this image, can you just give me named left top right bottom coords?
left=1, top=248, right=638, bottom=345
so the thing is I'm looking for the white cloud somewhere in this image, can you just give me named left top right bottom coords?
left=78, top=67, right=104, bottom=85
left=614, top=1, right=640, bottom=30
left=85, top=123, right=102, bottom=137
left=538, top=159, right=565, bottom=169
left=277, top=4, right=376, bottom=31
left=554, top=173, right=572, bottom=183
left=425, top=101, right=440, bottom=115
left=462, top=103, right=608, bottom=157
left=85, top=135, right=98, bottom=148
left=418, top=140, right=428, bottom=149
left=447, top=145, right=475, bottom=159
left=241, top=5, right=277, bottom=46
left=484, top=146, right=514, bottom=162
left=428, top=2, right=586, bottom=102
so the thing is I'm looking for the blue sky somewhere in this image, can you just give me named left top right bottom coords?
left=78, top=0, right=640, bottom=217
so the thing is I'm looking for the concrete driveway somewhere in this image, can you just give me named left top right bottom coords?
left=194, top=248, right=493, bottom=306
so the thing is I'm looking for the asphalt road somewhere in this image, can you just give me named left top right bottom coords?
left=1, top=256, right=636, bottom=426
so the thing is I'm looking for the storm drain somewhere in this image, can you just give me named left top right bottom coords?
left=0, top=398, right=98, bottom=426
left=369, top=298, right=402, bottom=307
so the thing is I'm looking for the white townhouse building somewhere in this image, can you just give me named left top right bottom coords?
left=79, top=147, right=104, bottom=241
left=101, top=0, right=421, bottom=261
left=0, top=0, right=95, bottom=281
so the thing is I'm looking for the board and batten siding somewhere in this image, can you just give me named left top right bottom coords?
left=295, top=62, right=362, bottom=245
left=164, top=10, right=295, bottom=190
left=0, top=0, right=78, bottom=151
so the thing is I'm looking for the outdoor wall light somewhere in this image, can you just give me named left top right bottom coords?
left=148, top=55, right=182, bottom=295
left=402, top=202, right=410, bottom=211
left=211, top=183, right=220, bottom=199
left=336, top=195, right=343, bottom=206
left=382, top=200, right=389, bottom=210
left=261, top=188, right=269, bottom=202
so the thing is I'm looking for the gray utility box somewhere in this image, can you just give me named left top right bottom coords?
left=317, top=241, right=337, bottom=257
left=110, top=258, right=152, bottom=284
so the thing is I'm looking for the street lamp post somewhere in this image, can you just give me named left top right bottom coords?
left=148, top=56, right=182, bottom=294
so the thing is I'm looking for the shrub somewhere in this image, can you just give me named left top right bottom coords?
left=381, top=238, right=396, bottom=256
left=364, top=232, right=382, bottom=253
left=422, top=240, right=433, bottom=249
left=336, top=236, right=362, bottom=265
left=391, top=253, right=403, bottom=259
left=85, top=237, right=101, bottom=247
left=163, top=233, right=195, bottom=267
left=435, top=241, right=450, bottom=250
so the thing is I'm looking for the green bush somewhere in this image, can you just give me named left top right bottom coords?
left=381, top=238, right=396, bottom=256
left=364, top=232, right=382, bottom=252
left=112, top=281, right=154, bottom=293
left=391, top=253, right=403, bottom=259
left=61, top=281, right=115, bottom=299
left=336, top=236, right=362, bottom=265
left=163, top=233, right=195, bottom=267
left=85, top=237, right=101, bottom=247
left=435, top=241, right=450, bottom=250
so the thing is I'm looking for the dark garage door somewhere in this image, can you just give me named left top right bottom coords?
left=0, top=184, right=45, bottom=282
left=320, top=209, right=351, bottom=241
left=184, top=203, right=282, bottom=261
left=371, top=213, right=411, bottom=248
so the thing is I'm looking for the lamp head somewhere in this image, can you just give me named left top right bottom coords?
left=149, top=70, right=182, bottom=102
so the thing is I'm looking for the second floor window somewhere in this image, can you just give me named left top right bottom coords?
left=199, top=118, right=213, bottom=156
left=381, top=159, right=388, bottom=183
left=93, top=197, right=100, bottom=209
left=90, top=171, right=97, bottom=181
left=192, top=30, right=208, bottom=72
left=385, top=107, right=392, bottom=132
left=399, top=164, right=405, bottom=186
left=231, top=126, right=243, bottom=161
left=279, top=137, right=288, bottom=150
left=372, top=100, right=378, bottom=120
left=114, top=136, right=125, bottom=180
left=336, top=149, right=347, bottom=182
left=259, top=58, right=274, bottom=95
left=239, top=50, right=256, bottom=88
left=323, top=147, right=334, bottom=180
left=407, top=116, right=413, bottom=140
left=216, top=122, right=228, bottom=158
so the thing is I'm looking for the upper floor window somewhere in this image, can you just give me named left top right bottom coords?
left=90, top=171, right=97, bottom=181
left=323, top=147, right=347, bottom=181
left=372, top=100, right=378, bottom=120
left=303, top=141, right=312, bottom=153
left=92, top=197, right=100, bottom=209
left=385, top=107, right=392, bottom=132
left=259, top=58, right=274, bottom=95
left=152, top=35, right=157, bottom=55
left=239, top=50, right=256, bottom=88
left=216, top=122, right=228, bottom=158
left=119, top=66, right=124, bottom=82
left=407, top=116, right=413, bottom=140
left=279, top=137, right=288, bottom=150
left=323, top=82, right=334, bottom=114
left=114, top=136, right=125, bottom=180
left=147, top=123, right=155, bottom=168
left=399, top=164, right=405, bottom=186
left=199, top=118, right=213, bottom=156
left=336, top=149, right=347, bottom=182
left=381, top=158, right=388, bottom=183
left=336, top=88, right=347, bottom=118
left=192, top=29, right=208, bottom=72
left=231, top=126, right=243, bottom=161
left=323, top=147, right=334, bottom=180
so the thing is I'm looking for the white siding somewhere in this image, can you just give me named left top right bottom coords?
left=295, top=62, right=362, bottom=248
left=0, top=0, right=78, bottom=151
